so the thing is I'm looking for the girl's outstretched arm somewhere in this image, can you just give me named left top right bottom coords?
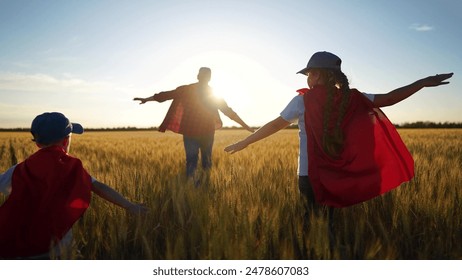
left=373, top=73, right=453, bottom=107
left=224, top=116, right=290, bottom=154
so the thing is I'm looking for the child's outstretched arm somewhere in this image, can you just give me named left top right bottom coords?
left=91, top=180, right=148, bottom=214
left=224, top=116, right=290, bottom=154
left=373, top=73, right=453, bottom=107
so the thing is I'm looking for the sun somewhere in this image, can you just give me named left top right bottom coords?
left=169, top=50, right=271, bottom=108
left=209, top=68, right=249, bottom=107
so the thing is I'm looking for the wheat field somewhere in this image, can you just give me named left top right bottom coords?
left=0, top=129, right=461, bottom=259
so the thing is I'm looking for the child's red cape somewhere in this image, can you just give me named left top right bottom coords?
left=0, top=146, right=92, bottom=258
left=302, top=86, right=414, bottom=207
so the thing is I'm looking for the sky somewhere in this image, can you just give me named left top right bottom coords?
left=0, top=0, right=461, bottom=129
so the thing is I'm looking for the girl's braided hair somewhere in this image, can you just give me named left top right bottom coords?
left=317, top=69, right=350, bottom=157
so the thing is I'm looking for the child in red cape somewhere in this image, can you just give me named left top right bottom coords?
left=225, top=52, right=452, bottom=208
left=225, top=51, right=452, bottom=254
left=0, top=112, right=148, bottom=259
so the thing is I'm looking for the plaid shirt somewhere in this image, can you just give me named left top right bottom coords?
left=154, top=83, right=230, bottom=136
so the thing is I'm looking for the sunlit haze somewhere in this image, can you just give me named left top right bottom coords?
left=0, top=0, right=460, bottom=128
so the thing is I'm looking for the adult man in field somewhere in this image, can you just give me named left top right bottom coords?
left=134, top=67, right=254, bottom=182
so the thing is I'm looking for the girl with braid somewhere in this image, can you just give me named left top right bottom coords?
left=225, top=51, right=452, bottom=212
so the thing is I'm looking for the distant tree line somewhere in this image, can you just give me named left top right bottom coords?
left=286, top=121, right=462, bottom=129
left=394, top=121, right=462, bottom=129
left=1, top=122, right=462, bottom=132
left=0, top=126, right=156, bottom=132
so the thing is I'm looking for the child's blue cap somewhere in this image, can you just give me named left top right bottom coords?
left=31, top=112, right=84, bottom=145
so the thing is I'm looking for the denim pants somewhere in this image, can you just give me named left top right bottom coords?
left=183, top=133, right=214, bottom=177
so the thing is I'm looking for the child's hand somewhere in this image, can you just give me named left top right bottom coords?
left=126, top=203, right=149, bottom=215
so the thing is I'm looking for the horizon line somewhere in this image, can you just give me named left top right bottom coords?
left=2, top=121, right=462, bottom=131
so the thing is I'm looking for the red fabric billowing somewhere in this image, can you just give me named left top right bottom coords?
left=0, top=146, right=92, bottom=258
left=158, top=84, right=224, bottom=136
left=304, top=86, right=414, bottom=207
left=296, top=88, right=309, bottom=96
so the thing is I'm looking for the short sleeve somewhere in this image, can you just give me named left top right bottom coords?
left=362, top=92, right=375, bottom=102
left=280, top=95, right=304, bottom=123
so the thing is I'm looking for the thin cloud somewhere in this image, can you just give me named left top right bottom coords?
left=410, top=23, right=435, bottom=32
left=0, top=72, right=119, bottom=94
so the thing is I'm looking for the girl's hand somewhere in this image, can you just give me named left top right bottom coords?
left=224, top=141, right=248, bottom=154
left=421, top=73, right=453, bottom=87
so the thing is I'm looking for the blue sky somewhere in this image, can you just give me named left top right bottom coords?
left=0, top=0, right=460, bottom=128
